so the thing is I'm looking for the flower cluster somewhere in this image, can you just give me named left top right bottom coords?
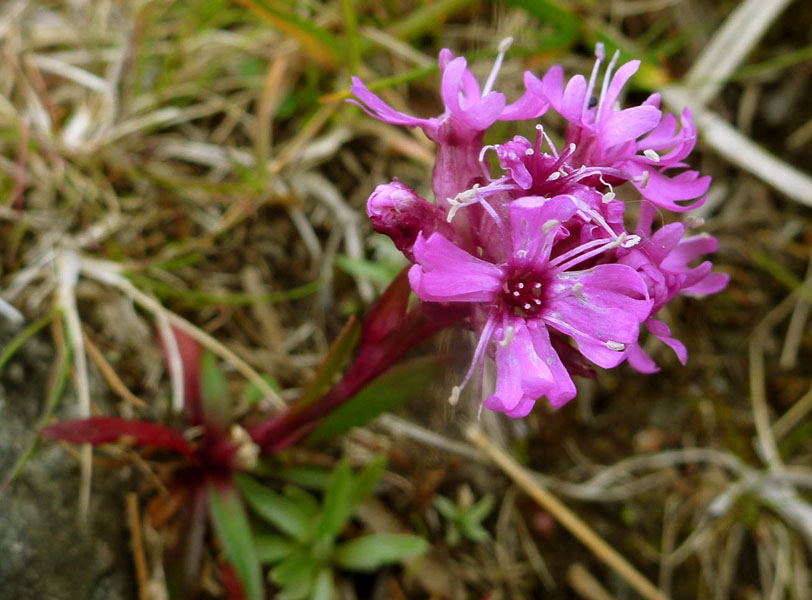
left=352, top=42, right=727, bottom=417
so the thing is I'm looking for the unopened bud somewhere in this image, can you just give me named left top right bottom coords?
left=367, top=180, right=445, bottom=260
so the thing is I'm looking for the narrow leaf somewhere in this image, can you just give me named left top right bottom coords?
left=334, top=534, right=429, bottom=571
left=236, top=474, right=313, bottom=544
left=39, top=416, right=195, bottom=459
left=296, top=317, right=361, bottom=408
left=307, top=357, right=441, bottom=443
left=315, top=460, right=353, bottom=540
left=201, top=352, right=231, bottom=430
left=208, top=483, right=264, bottom=600
left=310, top=568, right=334, bottom=600
left=269, top=553, right=319, bottom=587
left=255, top=534, right=298, bottom=564
left=346, top=456, right=386, bottom=518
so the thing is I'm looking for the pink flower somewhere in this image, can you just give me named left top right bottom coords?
left=530, top=44, right=710, bottom=212
left=355, top=44, right=727, bottom=418
left=408, top=195, right=652, bottom=416
left=350, top=40, right=547, bottom=209
left=618, top=202, right=729, bottom=372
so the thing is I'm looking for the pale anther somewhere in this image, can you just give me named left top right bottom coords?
left=643, top=149, right=661, bottom=163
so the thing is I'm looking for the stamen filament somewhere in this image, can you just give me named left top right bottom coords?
left=482, top=37, right=513, bottom=96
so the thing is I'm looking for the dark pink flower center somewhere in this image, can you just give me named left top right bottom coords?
left=502, top=271, right=544, bottom=316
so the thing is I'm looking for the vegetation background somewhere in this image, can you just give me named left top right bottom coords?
left=1, top=0, right=812, bottom=598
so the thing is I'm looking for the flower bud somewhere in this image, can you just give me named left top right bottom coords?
left=367, top=180, right=446, bottom=260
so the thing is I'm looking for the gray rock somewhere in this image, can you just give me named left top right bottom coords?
left=0, top=321, right=134, bottom=600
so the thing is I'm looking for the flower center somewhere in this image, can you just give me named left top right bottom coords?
left=502, top=271, right=544, bottom=316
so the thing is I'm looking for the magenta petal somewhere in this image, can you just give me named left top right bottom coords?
left=682, top=272, right=730, bottom=296
left=501, top=72, right=549, bottom=120
left=496, top=137, right=534, bottom=189
left=409, top=233, right=502, bottom=302
left=626, top=344, right=660, bottom=373
left=646, top=318, right=687, bottom=364
left=40, top=417, right=196, bottom=459
left=545, top=264, right=651, bottom=368
left=645, top=222, right=685, bottom=265
left=349, top=78, right=434, bottom=130
left=632, top=167, right=711, bottom=211
left=527, top=321, right=577, bottom=408
left=484, top=319, right=552, bottom=416
left=600, top=60, right=640, bottom=117
left=560, top=74, right=587, bottom=123
left=662, top=233, right=718, bottom=270
left=509, top=195, right=577, bottom=266
left=537, top=66, right=563, bottom=109
left=441, top=57, right=502, bottom=131
left=600, top=105, right=661, bottom=148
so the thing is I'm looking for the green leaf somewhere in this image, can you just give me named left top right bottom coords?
left=282, top=485, right=321, bottom=518
left=296, top=318, right=361, bottom=410
left=334, top=534, right=429, bottom=572
left=307, top=357, right=441, bottom=443
left=315, top=460, right=353, bottom=540
left=275, top=466, right=331, bottom=490
left=334, top=254, right=400, bottom=286
left=255, top=534, right=298, bottom=564
left=269, top=553, right=319, bottom=588
left=201, top=352, right=231, bottom=429
left=236, top=474, right=313, bottom=544
left=207, top=483, right=264, bottom=600
left=310, top=568, right=335, bottom=600
left=432, top=495, right=458, bottom=520
left=465, top=494, right=495, bottom=524
left=346, top=456, right=386, bottom=516
left=462, top=523, right=490, bottom=544
left=244, top=375, right=281, bottom=406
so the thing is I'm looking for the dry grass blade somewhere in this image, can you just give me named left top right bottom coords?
left=466, top=425, right=670, bottom=600
left=683, top=0, right=793, bottom=106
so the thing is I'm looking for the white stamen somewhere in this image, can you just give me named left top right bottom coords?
left=516, top=249, right=527, bottom=259
left=548, top=172, right=561, bottom=181
left=482, top=37, right=513, bottom=96
left=637, top=170, right=650, bottom=189
left=533, top=282, right=542, bottom=289
left=534, top=298, right=542, bottom=305
left=499, top=325, right=515, bottom=347
left=509, top=152, right=518, bottom=160
left=498, top=37, right=514, bottom=53
left=596, top=49, right=621, bottom=123
left=517, top=282, right=524, bottom=289
left=606, top=340, right=625, bottom=351
left=513, top=291, right=520, bottom=297
left=621, top=234, right=641, bottom=248
left=524, top=303, right=531, bottom=310
left=569, top=143, right=576, bottom=154
left=525, top=148, right=534, bottom=155
left=446, top=184, right=480, bottom=222
left=448, top=385, right=461, bottom=406
left=583, top=42, right=605, bottom=118
left=602, top=191, right=616, bottom=203
left=542, top=219, right=560, bottom=233
left=643, top=149, right=661, bottom=163
left=572, top=283, right=584, bottom=293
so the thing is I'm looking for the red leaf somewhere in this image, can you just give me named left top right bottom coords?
left=360, top=267, right=411, bottom=346
left=219, top=561, right=246, bottom=600
left=40, top=416, right=195, bottom=459
left=159, top=325, right=203, bottom=423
